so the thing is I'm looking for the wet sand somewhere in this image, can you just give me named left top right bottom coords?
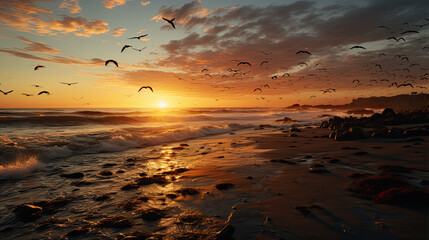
left=0, top=125, right=428, bottom=239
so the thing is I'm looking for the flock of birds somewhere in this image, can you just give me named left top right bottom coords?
left=1, top=16, right=428, bottom=105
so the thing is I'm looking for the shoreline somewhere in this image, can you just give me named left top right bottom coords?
left=0, top=110, right=428, bottom=239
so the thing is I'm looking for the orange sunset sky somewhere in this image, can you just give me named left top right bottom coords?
left=0, top=0, right=428, bottom=108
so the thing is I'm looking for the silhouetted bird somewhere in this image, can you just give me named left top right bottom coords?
left=105, top=59, right=118, bottom=67
left=282, top=73, right=290, bottom=77
left=237, top=61, right=252, bottom=67
left=397, top=83, right=413, bottom=88
left=38, top=91, right=50, bottom=95
left=401, top=30, right=419, bottom=35
left=253, top=88, right=262, bottom=93
left=162, top=17, right=175, bottom=29
left=260, top=61, right=268, bottom=66
left=298, top=62, right=308, bottom=66
left=128, top=34, right=148, bottom=40
left=133, top=47, right=147, bottom=52
left=138, top=86, right=153, bottom=92
left=350, top=46, right=366, bottom=50
left=60, top=82, right=78, bottom=86
left=0, top=90, right=13, bottom=95
left=296, top=50, right=311, bottom=55
left=121, top=45, right=132, bottom=53
left=34, top=65, right=45, bottom=71
left=271, top=76, right=277, bottom=80
left=201, top=68, right=208, bottom=72
left=22, top=93, right=33, bottom=96
left=32, top=84, right=43, bottom=88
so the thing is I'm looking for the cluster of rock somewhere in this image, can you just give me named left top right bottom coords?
left=320, top=108, right=429, bottom=140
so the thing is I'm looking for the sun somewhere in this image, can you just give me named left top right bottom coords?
left=158, top=101, right=167, bottom=108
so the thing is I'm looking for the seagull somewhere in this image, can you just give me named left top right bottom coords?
left=38, top=91, right=50, bottom=95
left=201, top=68, right=208, bottom=72
left=397, top=83, right=413, bottom=88
left=128, top=34, right=148, bottom=40
left=401, top=30, right=419, bottom=35
left=204, top=73, right=212, bottom=78
left=396, top=37, right=406, bottom=42
left=121, top=45, right=132, bottom=53
left=0, top=90, right=13, bottom=95
left=34, top=65, right=45, bottom=71
left=282, top=73, right=290, bottom=77
left=162, top=17, right=175, bottom=29
left=60, top=82, right=78, bottom=86
left=253, top=88, right=262, bottom=93
left=138, top=86, right=153, bottom=92
left=298, top=62, right=308, bottom=66
left=260, top=61, right=268, bottom=66
left=350, top=46, right=366, bottom=50
left=237, top=61, right=252, bottom=67
left=22, top=93, right=33, bottom=96
left=105, top=59, right=118, bottom=67
left=296, top=50, right=311, bottom=55
left=133, top=47, right=147, bottom=52
left=32, top=84, right=43, bottom=88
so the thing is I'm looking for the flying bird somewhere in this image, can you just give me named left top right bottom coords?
left=401, top=30, right=419, bottom=35
left=260, top=61, right=268, bottom=66
left=389, top=82, right=398, bottom=87
left=121, top=45, right=132, bottom=53
left=138, top=86, right=153, bottom=92
left=128, top=34, right=148, bottom=40
left=282, top=73, right=290, bottom=77
left=133, top=47, right=147, bottom=52
left=253, top=88, right=262, bottom=93
left=298, top=62, right=308, bottom=66
left=34, top=65, right=45, bottom=71
left=396, top=37, right=406, bottom=42
left=221, top=75, right=227, bottom=78
left=271, top=75, right=277, bottom=80
left=38, top=91, right=50, bottom=95
left=22, top=93, right=33, bottom=96
left=0, top=90, right=13, bottom=95
left=32, top=84, right=43, bottom=88
left=263, top=84, right=270, bottom=88
left=397, top=83, right=413, bottom=88
left=201, top=68, right=208, bottom=72
left=60, top=82, right=78, bottom=86
left=296, top=50, right=311, bottom=55
left=350, top=46, right=366, bottom=50
left=237, top=61, right=252, bottom=67
left=162, top=17, right=175, bottom=29
left=204, top=73, right=212, bottom=78
left=105, top=59, right=118, bottom=67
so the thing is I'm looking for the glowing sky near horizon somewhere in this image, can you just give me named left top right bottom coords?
left=0, top=0, right=428, bottom=108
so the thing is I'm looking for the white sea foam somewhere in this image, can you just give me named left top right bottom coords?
left=0, top=154, right=41, bottom=179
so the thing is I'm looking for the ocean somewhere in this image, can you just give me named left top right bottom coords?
left=0, top=107, right=351, bottom=239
